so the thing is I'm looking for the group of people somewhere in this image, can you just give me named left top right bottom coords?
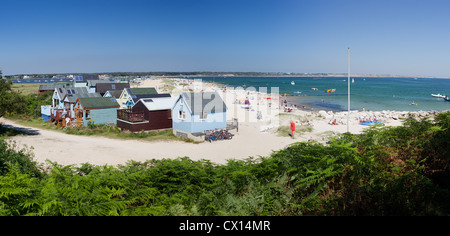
left=328, top=119, right=338, bottom=125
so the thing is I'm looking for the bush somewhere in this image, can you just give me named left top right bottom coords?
left=0, top=112, right=449, bottom=215
left=0, top=140, right=43, bottom=178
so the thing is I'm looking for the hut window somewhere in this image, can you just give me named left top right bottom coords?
left=199, top=111, right=208, bottom=120
left=86, top=110, right=90, bottom=119
left=178, top=111, right=185, bottom=120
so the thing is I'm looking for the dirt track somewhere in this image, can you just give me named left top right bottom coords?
left=1, top=118, right=295, bottom=166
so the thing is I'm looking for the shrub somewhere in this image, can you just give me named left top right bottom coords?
left=0, top=112, right=449, bottom=215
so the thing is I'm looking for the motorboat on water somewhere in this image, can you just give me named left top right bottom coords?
left=291, top=81, right=295, bottom=85
left=444, top=96, right=450, bottom=102
left=432, top=93, right=446, bottom=98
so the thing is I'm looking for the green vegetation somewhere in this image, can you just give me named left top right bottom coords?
left=1, top=79, right=51, bottom=119
left=0, top=79, right=27, bottom=118
left=275, top=113, right=314, bottom=137
left=8, top=116, right=189, bottom=142
left=11, top=83, right=41, bottom=96
left=275, top=125, right=313, bottom=138
left=160, top=78, right=176, bottom=92
left=63, top=125, right=181, bottom=142
left=0, top=112, right=449, bottom=216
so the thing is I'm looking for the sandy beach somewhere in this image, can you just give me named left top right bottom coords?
left=2, top=77, right=446, bottom=167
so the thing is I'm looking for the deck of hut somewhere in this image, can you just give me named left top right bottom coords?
left=117, top=109, right=145, bottom=122
left=116, top=109, right=149, bottom=132
left=50, top=108, right=74, bottom=127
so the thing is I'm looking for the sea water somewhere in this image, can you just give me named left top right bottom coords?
left=198, top=76, right=450, bottom=112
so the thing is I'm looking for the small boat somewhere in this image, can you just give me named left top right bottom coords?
left=291, top=81, right=295, bottom=85
left=352, top=78, right=355, bottom=83
left=444, top=96, right=450, bottom=102
left=432, top=93, right=445, bottom=98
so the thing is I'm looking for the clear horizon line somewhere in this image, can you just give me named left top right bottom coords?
left=3, top=71, right=450, bottom=79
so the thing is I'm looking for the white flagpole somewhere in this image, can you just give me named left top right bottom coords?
left=347, top=47, right=350, bottom=133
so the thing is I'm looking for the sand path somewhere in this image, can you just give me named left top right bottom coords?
left=1, top=117, right=296, bottom=166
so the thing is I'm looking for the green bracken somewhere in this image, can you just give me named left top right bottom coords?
left=0, top=112, right=449, bottom=216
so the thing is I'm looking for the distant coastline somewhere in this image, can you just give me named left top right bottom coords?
left=154, top=73, right=450, bottom=79
left=185, top=73, right=450, bottom=79
left=4, top=71, right=450, bottom=80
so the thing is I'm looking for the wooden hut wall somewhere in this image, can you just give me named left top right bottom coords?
left=117, top=120, right=149, bottom=132
left=147, top=110, right=172, bottom=130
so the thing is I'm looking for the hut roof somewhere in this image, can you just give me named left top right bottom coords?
left=87, top=80, right=115, bottom=87
left=75, top=74, right=99, bottom=82
left=39, top=84, right=64, bottom=91
left=65, top=92, right=101, bottom=103
left=179, top=92, right=226, bottom=114
left=77, top=97, right=119, bottom=109
left=96, top=83, right=130, bottom=95
left=137, top=97, right=175, bottom=111
left=128, top=87, right=158, bottom=95
left=104, top=90, right=123, bottom=98
left=55, top=86, right=89, bottom=99
left=130, top=93, right=171, bottom=103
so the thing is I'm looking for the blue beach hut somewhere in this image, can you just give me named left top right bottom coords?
left=172, top=92, right=227, bottom=140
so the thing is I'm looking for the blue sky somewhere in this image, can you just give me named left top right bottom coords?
left=1, top=0, right=450, bottom=77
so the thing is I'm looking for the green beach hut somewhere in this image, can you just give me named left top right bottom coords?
left=74, top=97, right=120, bottom=127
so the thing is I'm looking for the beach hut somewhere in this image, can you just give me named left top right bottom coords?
left=96, top=82, right=130, bottom=96
left=172, top=92, right=227, bottom=141
left=117, top=87, right=168, bottom=109
left=38, top=84, right=65, bottom=94
left=73, top=97, right=120, bottom=127
left=73, top=74, right=99, bottom=88
left=86, top=80, right=115, bottom=93
left=50, top=86, right=93, bottom=125
left=41, top=105, right=51, bottom=121
left=103, top=90, right=123, bottom=104
left=62, top=92, right=101, bottom=119
left=117, top=96, right=175, bottom=132
left=52, top=86, right=90, bottom=109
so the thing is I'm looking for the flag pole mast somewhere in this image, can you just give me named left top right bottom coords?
left=347, top=47, right=350, bottom=133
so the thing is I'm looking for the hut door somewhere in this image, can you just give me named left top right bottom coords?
left=75, top=108, right=83, bottom=126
